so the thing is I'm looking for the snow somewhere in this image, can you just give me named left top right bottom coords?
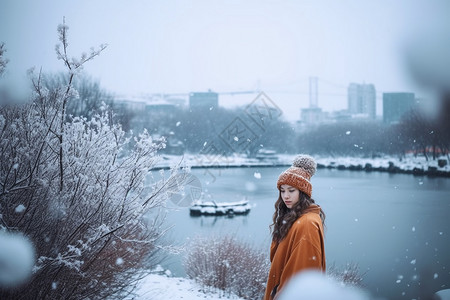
left=278, top=271, right=371, bottom=300
left=133, top=271, right=377, bottom=300
left=435, top=289, right=450, bottom=300
left=133, top=273, right=244, bottom=300
left=132, top=270, right=450, bottom=300
left=15, top=204, right=26, bottom=213
left=0, top=231, right=35, bottom=288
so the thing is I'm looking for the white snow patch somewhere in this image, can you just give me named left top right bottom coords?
left=133, top=274, right=244, bottom=300
left=434, top=289, right=450, bottom=300
left=0, top=231, right=35, bottom=288
left=279, top=271, right=371, bottom=300
left=15, top=204, right=26, bottom=213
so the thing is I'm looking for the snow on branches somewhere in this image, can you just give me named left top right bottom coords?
left=0, top=20, right=183, bottom=299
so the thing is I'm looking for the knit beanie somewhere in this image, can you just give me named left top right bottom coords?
left=277, top=154, right=317, bottom=197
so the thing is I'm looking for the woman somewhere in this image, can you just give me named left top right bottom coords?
left=264, top=154, right=326, bottom=300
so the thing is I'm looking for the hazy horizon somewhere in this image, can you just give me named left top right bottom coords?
left=1, top=0, right=449, bottom=121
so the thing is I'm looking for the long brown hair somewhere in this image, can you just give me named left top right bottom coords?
left=270, top=191, right=325, bottom=243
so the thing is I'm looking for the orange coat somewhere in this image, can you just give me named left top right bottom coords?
left=264, top=205, right=326, bottom=300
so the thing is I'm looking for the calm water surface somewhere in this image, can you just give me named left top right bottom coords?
left=159, top=167, right=450, bottom=299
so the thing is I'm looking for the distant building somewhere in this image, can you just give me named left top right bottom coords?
left=383, top=92, right=416, bottom=124
left=347, top=83, right=376, bottom=119
left=189, top=91, right=219, bottom=111
left=330, top=110, right=352, bottom=122
left=301, top=107, right=324, bottom=125
left=299, top=77, right=326, bottom=126
left=145, top=101, right=176, bottom=116
left=114, top=98, right=146, bottom=111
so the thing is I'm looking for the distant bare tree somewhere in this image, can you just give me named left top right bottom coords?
left=297, top=121, right=389, bottom=157
left=436, top=97, right=450, bottom=160
left=0, top=42, right=8, bottom=77
left=398, top=108, right=433, bottom=160
left=42, top=72, right=114, bottom=118
left=0, top=20, right=184, bottom=299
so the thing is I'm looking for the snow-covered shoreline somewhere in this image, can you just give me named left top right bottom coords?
left=132, top=269, right=244, bottom=300
left=155, top=153, right=450, bottom=177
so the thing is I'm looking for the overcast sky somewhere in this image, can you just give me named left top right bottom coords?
left=1, top=0, right=449, bottom=121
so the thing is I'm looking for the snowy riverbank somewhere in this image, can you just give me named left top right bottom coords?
left=155, top=153, right=450, bottom=177
left=132, top=268, right=244, bottom=300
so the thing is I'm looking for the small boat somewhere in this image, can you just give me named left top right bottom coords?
left=189, top=199, right=251, bottom=216
left=255, top=149, right=279, bottom=163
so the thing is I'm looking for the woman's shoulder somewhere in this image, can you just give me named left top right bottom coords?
left=292, top=206, right=322, bottom=229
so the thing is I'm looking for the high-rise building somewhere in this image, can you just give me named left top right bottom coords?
left=301, top=107, right=324, bottom=125
left=189, top=91, right=219, bottom=111
left=300, top=77, right=324, bottom=125
left=347, top=83, right=376, bottom=119
left=383, top=92, right=416, bottom=124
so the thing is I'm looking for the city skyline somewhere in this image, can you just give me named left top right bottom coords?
left=121, top=78, right=414, bottom=123
left=1, top=0, right=449, bottom=121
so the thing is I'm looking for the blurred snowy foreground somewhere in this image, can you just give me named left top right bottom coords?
left=133, top=270, right=372, bottom=300
left=0, top=231, right=34, bottom=288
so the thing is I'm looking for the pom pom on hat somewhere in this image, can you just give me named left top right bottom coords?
left=277, top=154, right=317, bottom=197
left=292, top=154, right=316, bottom=177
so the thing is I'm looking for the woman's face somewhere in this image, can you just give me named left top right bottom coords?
left=280, top=184, right=300, bottom=209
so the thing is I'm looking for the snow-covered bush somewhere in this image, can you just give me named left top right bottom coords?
left=0, top=21, right=183, bottom=299
left=184, top=235, right=270, bottom=299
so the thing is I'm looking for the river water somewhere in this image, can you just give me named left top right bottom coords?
left=158, top=166, right=450, bottom=299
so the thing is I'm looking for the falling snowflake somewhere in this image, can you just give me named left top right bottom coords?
left=15, top=204, right=26, bottom=213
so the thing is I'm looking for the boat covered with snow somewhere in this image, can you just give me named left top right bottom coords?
left=189, top=199, right=251, bottom=216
